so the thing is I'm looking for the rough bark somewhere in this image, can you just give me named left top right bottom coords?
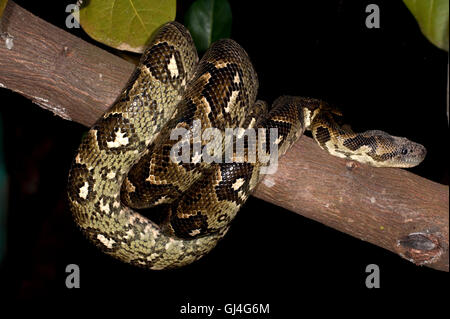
left=0, top=1, right=135, bottom=126
left=0, top=1, right=448, bottom=271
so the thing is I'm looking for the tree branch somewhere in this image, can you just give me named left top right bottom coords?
left=1, top=1, right=448, bottom=271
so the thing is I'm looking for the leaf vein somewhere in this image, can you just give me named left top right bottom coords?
left=128, top=0, right=149, bottom=34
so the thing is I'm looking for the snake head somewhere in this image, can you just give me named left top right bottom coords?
left=351, top=130, right=427, bottom=168
left=387, top=136, right=427, bottom=168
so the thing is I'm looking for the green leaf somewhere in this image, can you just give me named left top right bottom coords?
left=403, top=0, right=449, bottom=51
left=79, top=0, right=176, bottom=53
left=185, top=0, right=232, bottom=52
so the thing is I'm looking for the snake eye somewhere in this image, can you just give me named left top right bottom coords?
left=401, top=148, right=409, bottom=155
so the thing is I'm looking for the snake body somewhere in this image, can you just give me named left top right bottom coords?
left=68, top=22, right=426, bottom=269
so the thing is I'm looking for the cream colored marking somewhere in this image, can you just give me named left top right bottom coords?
left=303, top=108, right=312, bottom=129
left=347, top=152, right=381, bottom=166
left=128, top=213, right=148, bottom=226
left=352, top=145, right=372, bottom=154
left=124, top=229, right=135, bottom=240
left=128, top=215, right=137, bottom=225
left=215, top=61, right=229, bottom=69
left=113, top=201, right=121, bottom=208
left=167, top=54, right=179, bottom=78
left=136, top=214, right=148, bottom=223
left=154, top=195, right=168, bottom=206
left=235, top=127, right=245, bottom=139
left=107, top=128, right=129, bottom=148
left=148, top=253, right=159, bottom=261
left=189, top=229, right=201, bottom=236
left=146, top=175, right=155, bottom=184
left=79, top=182, right=89, bottom=199
left=125, top=179, right=136, bottom=192
left=165, top=238, right=183, bottom=250
left=202, top=96, right=212, bottom=114
left=75, top=153, right=82, bottom=164
left=370, top=197, right=376, bottom=204
left=99, top=198, right=110, bottom=214
left=311, top=108, right=321, bottom=121
left=233, top=72, right=240, bottom=84
left=191, top=152, right=202, bottom=164
left=106, top=170, right=116, bottom=179
left=224, top=90, right=239, bottom=113
left=325, top=148, right=347, bottom=159
left=199, top=72, right=212, bottom=84
left=232, top=178, right=245, bottom=190
left=274, top=136, right=283, bottom=145
left=248, top=118, right=256, bottom=129
left=97, top=234, right=116, bottom=249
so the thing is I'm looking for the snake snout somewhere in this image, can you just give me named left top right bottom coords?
left=415, top=143, right=427, bottom=162
left=397, top=139, right=427, bottom=167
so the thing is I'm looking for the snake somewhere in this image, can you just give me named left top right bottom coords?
left=67, top=22, right=426, bottom=270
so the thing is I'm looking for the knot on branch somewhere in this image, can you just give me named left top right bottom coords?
left=396, top=232, right=444, bottom=266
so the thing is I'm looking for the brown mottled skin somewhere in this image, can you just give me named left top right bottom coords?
left=68, top=22, right=426, bottom=270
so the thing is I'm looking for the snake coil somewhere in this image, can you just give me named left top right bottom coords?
left=68, top=22, right=426, bottom=269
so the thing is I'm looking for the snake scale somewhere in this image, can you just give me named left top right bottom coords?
left=68, top=22, right=426, bottom=269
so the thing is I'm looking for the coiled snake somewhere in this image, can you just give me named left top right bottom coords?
left=68, top=22, right=426, bottom=269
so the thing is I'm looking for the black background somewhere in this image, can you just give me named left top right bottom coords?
left=0, top=0, right=448, bottom=313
